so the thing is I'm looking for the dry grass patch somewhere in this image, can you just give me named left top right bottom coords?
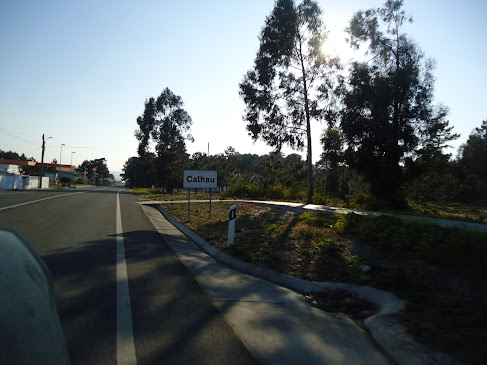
left=158, top=201, right=487, bottom=364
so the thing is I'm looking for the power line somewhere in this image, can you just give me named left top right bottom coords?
left=31, top=144, right=136, bottom=151
left=0, top=128, right=36, bottom=144
left=67, top=146, right=137, bottom=150
left=0, top=127, right=39, bottom=137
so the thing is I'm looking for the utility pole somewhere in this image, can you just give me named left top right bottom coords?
left=38, top=134, right=51, bottom=188
left=58, top=143, right=65, bottom=187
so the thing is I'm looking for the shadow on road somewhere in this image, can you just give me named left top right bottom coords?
left=41, top=228, right=255, bottom=365
left=42, top=239, right=116, bottom=365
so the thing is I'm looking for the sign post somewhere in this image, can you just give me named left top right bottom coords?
left=91, top=167, right=97, bottom=185
left=187, top=188, right=191, bottom=222
left=183, top=170, right=218, bottom=221
left=209, top=188, right=212, bottom=219
left=228, top=205, right=237, bottom=247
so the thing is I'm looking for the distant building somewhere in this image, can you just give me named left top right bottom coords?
left=0, top=164, right=20, bottom=175
left=0, top=159, right=37, bottom=175
left=0, top=159, right=75, bottom=190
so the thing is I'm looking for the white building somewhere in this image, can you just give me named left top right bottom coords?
left=0, top=163, right=21, bottom=175
left=0, top=159, right=48, bottom=190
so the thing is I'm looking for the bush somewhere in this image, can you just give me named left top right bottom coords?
left=265, top=185, right=290, bottom=200
left=349, top=191, right=408, bottom=210
left=312, top=191, right=328, bottom=205
left=289, top=183, right=307, bottom=200
left=349, top=192, right=382, bottom=210
left=222, top=182, right=263, bottom=199
left=406, top=171, right=461, bottom=202
left=223, top=182, right=307, bottom=201
left=314, top=194, right=345, bottom=207
left=334, top=212, right=487, bottom=285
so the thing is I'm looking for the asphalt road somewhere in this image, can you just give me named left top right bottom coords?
left=0, top=186, right=255, bottom=364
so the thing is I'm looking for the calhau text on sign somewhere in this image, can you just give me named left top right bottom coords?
left=183, top=170, right=217, bottom=189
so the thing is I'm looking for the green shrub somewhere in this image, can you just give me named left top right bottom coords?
left=223, top=182, right=307, bottom=201
left=334, top=212, right=487, bottom=286
left=312, top=191, right=328, bottom=205
left=348, top=192, right=407, bottom=210
left=265, top=184, right=291, bottom=200
left=312, top=191, right=346, bottom=206
left=349, top=192, right=381, bottom=210
left=223, top=182, right=263, bottom=198
left=289, top=183, right=307, bottom=200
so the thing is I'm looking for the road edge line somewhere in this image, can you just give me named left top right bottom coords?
left=116, top=190, right=137, bottom=365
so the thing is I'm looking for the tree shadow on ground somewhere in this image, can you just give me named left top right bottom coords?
left=41, top=228, right=256, bottom=365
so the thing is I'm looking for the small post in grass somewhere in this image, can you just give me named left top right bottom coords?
left=228, top=205, right=237, bottom=247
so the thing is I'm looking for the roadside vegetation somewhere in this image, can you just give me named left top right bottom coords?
left=132, top=187, right=487, bottom=225
left=142, top=195, right=487, bottom=365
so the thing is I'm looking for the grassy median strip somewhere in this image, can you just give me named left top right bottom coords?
left=159, top=200, right=487, bottom=364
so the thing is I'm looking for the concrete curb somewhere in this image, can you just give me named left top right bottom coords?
left=156, top=205, right=405, bottom=307
left=155, top=205, right=452, bottom=365
left=156, top=205, right=423, bottom=364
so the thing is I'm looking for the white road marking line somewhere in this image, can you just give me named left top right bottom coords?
left=0, top=192, right=84, bottom=211
left=116, top=190, right=137, bottom=365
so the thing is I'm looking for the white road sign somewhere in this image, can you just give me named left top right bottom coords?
left=183, top=170, right=217, bottom=189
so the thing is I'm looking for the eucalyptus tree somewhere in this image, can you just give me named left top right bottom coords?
left=339, top=0, right=457, bottom=205
left=135, top=88, right=193, bottom=191
left=239, top=0, right=338, bottom=203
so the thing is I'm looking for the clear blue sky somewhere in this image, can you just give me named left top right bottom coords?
left=1, top=0, right=485, bottom=174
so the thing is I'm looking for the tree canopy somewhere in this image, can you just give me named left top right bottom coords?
left=239, top=0, right=338, bottom=203
left=134, top=88, right=193, bottom=191
left=76, top=158, right=110, bottom=185
left=120, top=1, right=481, bottom=208
left=0, top=150, right=35, bottom=161
left=336, top=0, right=458, bottom=205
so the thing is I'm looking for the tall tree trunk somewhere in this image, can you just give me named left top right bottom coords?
left=300, top=40, right=313, bottom=204
left=390, top=23, right=403, bottom=205
left=302, top=83, right=313, bottom=204
left=306, top=114, right=313, bottom=204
